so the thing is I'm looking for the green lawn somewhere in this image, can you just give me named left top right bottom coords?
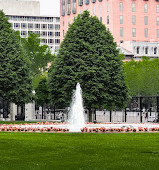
left=0, top=133, right=159, bottom=170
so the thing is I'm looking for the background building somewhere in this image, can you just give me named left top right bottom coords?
left=60, top=0, right=159, bottom=59
left=0, top=0, right=60, bottom=53
left=0, top=0, right=40, bottom=16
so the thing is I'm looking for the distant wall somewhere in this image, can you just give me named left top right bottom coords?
left=0, top=0, right=40, bottom=16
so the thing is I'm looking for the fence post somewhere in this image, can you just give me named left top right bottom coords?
left=156, top=96, right=159, bottom=122
left=140, top=97, right=143, bottom=123
left=125, top=108, right=127, bottom=122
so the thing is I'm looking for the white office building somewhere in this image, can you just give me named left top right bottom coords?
left=0, top=0, right=60, bottom=53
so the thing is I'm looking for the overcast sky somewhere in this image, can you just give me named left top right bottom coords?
left=39, top=0, right=60, bottom=16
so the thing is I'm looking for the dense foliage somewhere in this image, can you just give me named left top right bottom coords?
left=124, top=57, right=159, bottom=96
left=35, top=74, right=49, bottom=106
left=22, top=33, right=54, bottom=76
left=49, top=11, right=128, bottom=118
left=0, top=10, right=32, bottom=104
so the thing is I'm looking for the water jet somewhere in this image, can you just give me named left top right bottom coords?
left=68, top=83, right=85, bottom=132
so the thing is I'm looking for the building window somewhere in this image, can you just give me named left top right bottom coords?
left=119, top=2, right=123, bottom=12
left=21, top=23, right=27, bottom=29
left=157, top=29, right=159, bottom=38
left=41, top=31, right=47, bottom=36
left=35, top=31, right=40, bottom=35
left=48, top=32, right=54, bottom=36
left=55, top=24, right=60, bottom=30
left=144, top=28, right=148, bottom=38
left=21, top=31, right=27, bottom=36
left=132, top=28, right=136, bottom=37
left=120, top=28, right=123, bottom=37
left=41, top=24, right=47, bottom=29
left=78, top=0, right=83, bottom=6
left=107, top=16, right=109, bottom=24
left=55, top=32, right=60, bottom=37
left=85, top=0, right=89, bottom=5
left=157, top=17, right=159, bottom=26
left=68, top=18, right=70, bottom=25
left=107, top=3, right=109, bottom=12
left=48, top=39, right=54, bottom=44
left=136, top=47, right=140, bottom=54
left=28, top=23, right=33, bottom=29
left=144, top=4, right=148, bottom=13
left=132, top=15, right=136, bottom=25
left=35, top=24, right=40, bottom=29
left=93, top=6, right=95, bottom=15
left=56, top=18, right=60, bottom=22
left=63, top=30, right=65, bottom=37
left=132, top=3, right=136, bottom=12
left=145, top=47, right=148, bottom=54
left=120, top=15, right=123, bottom=24
left=144, top=16, right=148, bottom=25
left=48, top=24, right=53, bottom=29
left=14, top=23, right=20, bottom=28
left=66, top=0, right=71, bottom=15
left=72, top=0, right=77, bottom=13
left=42, top=39, right=47, bottom=43
left=55, top=39, right=60, bottom=44
left=154, top=47, right=157, bottom=55
left=100, top=17, right=102, bottom=22
left=157, top=5, right=159, bottom=13
left=61, top=0, right=65, bottom=16
left=100, top=6, right=102, bottom=14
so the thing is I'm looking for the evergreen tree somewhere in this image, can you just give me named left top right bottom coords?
left=35, top=74, right=49, bottom=119
left=49, top=11, right=128, bottom=121
left=35, top=74, right=49, bottom=106
left=0, top=10, right=32, bottom=105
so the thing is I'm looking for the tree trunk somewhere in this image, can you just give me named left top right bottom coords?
left=2, top=99, right=4, bottom=118
left=42, top=106, right=44, bottom=119
left=88, top=108, right=93, bottom=122
left=110, top=110, right=112, bottom=122
left=54, top=106, right=56, bottom=120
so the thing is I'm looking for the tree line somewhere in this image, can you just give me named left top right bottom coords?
left=124, top=56, right=159, bottom=97
left=1, top=10, right=159, bottom=121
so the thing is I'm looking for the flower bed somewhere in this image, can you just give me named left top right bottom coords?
left=0, top=122, right=159, bottom=133
left=80, top=127, right=159, bottom=133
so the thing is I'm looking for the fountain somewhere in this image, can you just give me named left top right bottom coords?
left=2, top=83, right=159, bottom=133
left=68, top=83, right=85, bottom=132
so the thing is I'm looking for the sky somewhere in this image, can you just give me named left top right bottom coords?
left=39, top=0, right=60, bottom=16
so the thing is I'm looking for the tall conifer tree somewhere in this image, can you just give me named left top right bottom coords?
left=49, top=11, right=128, bottom=121
left=0, top=10, right=32, bottom=105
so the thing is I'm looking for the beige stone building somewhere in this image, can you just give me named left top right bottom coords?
left=0, top=0, right=60, bottom=53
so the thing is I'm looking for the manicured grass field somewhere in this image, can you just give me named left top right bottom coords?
left=0, top=133, right=159, bottom=170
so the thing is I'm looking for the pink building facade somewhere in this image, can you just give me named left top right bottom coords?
left=60, top=0, right=159, bottom=58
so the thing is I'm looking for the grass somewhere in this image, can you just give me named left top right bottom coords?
left=0, top=133, right=159, bottom=170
